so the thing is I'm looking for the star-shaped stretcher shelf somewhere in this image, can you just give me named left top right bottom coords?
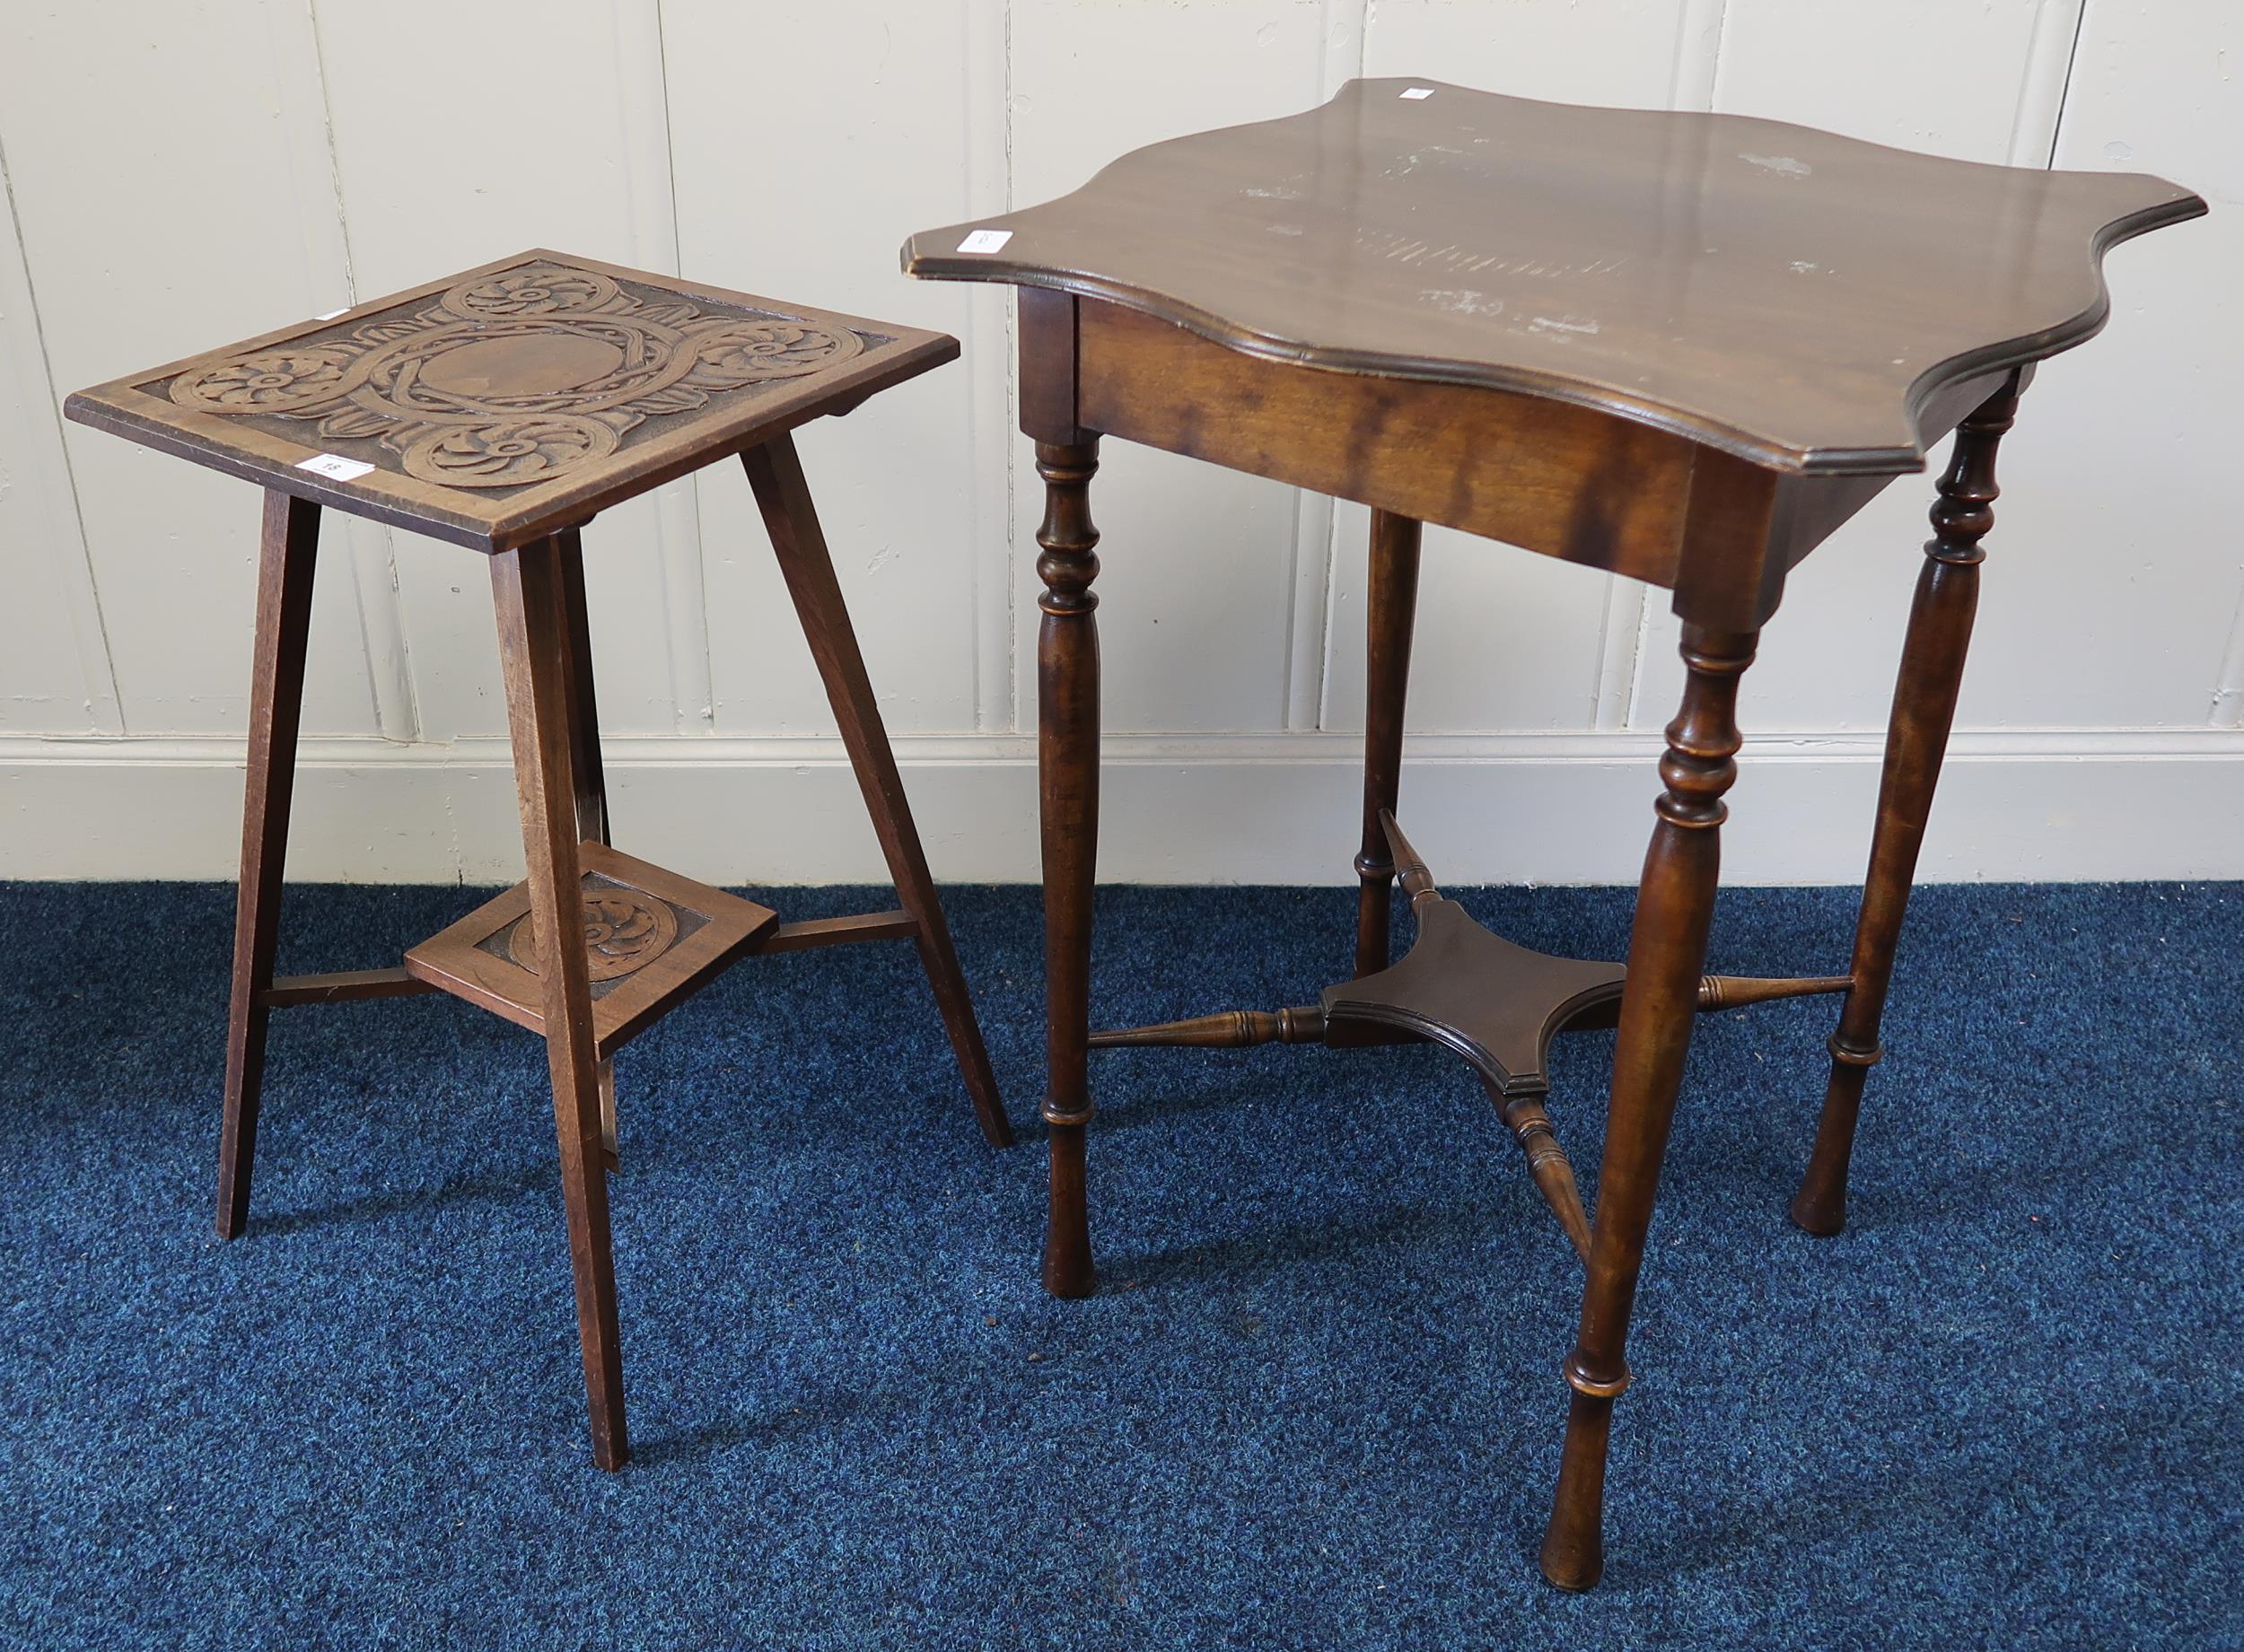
left=65, top=250, right=955, bottom=550
left=1090, top=816, right=1852, bottom=1261
left=907, top=78, right=2201, bottom=476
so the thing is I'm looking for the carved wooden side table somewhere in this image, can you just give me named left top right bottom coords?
left=907, top=82, right=2202, bottom=1587
left=66, top=252, right=1012, bottom=1470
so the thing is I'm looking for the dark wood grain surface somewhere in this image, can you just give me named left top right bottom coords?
left=907, top=78, right=2202, bottom=475
left=908, top=81, right=2202, bottom=1586
left=65, top=251, right=956, bottom=550
left=401, top=840, right=780, bottom=1059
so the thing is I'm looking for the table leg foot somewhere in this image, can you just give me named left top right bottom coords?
left=1041, top=1116, right=1096, bottom=1298
left=1540, top=1390, right=1614, bottom=1590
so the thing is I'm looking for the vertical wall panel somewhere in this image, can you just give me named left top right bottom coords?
left=1636, top=0, right=2048, bottom=734
left=960, top=0, right=1021, bottom=735
left=1714, top=0, right=2053, bottom=161
left=663, top=0, right=988, bottom=739
left=1008, top=0, right=1327, bottom=734
left=1364, top=0, right=1709, bottom=107
left=1633, top=0, right=2193, bottom=737
left=1276, top=1, right=1371, bottom=734
left=1324, top=2, right=1713, bottom=736
left=613, top=0, right=714, bottom=738
left=2012, top=0, right=2242, bottom=727
left=0, top=1, right=378, bottom=736
left=313, top=0, right=689, bottom=740
left=0, top=143, right=113, bottom=733
left=1, top=3, right=2239, bottom=885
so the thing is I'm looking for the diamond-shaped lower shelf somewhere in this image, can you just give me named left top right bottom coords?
left=404, top=842, right=779, bottom=1057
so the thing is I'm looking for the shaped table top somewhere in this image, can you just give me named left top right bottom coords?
left=906, top=80, right=2203, bottom=476
left=66, top=252, right=955, bottom=551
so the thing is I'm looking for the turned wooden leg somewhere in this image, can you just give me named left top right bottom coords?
left=1541, top=624, right=1757, bottom=1591
left=741, top=437, right=1012, bottom=1149
left=555, top=526, right=619, bottom=1170
left=1035, top=438, right=1101, bottom=1298
left=216, top=490, right=321, bottom=1240
left=493, top=538, right=628, bottom=1471
left=1355, top=511, right=1423, bottom=977
left=1792, top=380, right=2020, bottom=1236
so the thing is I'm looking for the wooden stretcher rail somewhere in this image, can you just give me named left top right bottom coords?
left=263, top=967, right=439, bottom=1008
left=759, top=910, right=918, bottom=952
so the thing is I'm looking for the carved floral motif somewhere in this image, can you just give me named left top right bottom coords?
left=168, top=261, right=868, bottom=489
left=443, top=266, right=621, bottom=319
left=511, top=890, right=680, bottom=982
left=171, top=347, right=360, bottom=412
left=401, top=417, right=619, bottom=488
left=684, top=319, right=863, bottom=384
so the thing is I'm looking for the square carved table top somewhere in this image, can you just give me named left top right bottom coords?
left=66, top=251, right=956, bottom=551
left=906, top=80, right=2203, bottom=476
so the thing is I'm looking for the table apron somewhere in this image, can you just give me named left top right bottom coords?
left=1073, top=299, right=1695, bottom=588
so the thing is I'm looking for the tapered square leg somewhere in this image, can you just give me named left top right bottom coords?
left=741, top=436, right=1012, bottom=1149
left=554, top=528, right=620, bottom=1172
left=1541, top=624, right=1756, bottom=1590
left=553, top=527, right=609, bottom=849
left=216, top=490, right=321, bottom=1240
left=493, top=537, right=629, bottom=1470
left=1354, top=511, right=1422, bottom=978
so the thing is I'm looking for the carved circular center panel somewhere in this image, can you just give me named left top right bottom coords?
left=416, top=334, right=627, bottom=400
left=512, top=891, right=679, bottom=982
left=364, top=317, right=694, bottom=418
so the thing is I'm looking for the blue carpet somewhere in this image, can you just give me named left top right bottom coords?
left=2, top=878, right=2240, bottom=1649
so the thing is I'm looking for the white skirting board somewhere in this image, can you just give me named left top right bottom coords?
left=2, top=729, right=2240, bottom=886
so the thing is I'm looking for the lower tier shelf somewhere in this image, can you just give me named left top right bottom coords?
left=403, top=841, right=780, bottom=1056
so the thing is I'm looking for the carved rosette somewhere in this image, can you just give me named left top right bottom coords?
left=681, top=319, right=864, bottom=384
left=441, top=265, right=622, bottom=319
left=400, top=417, right=620, bottom=488
left=171, top=346, right=363, bottom=414
left=512, top=890, right=680, bottom=982
left=167, top=261, right=871, bottom=489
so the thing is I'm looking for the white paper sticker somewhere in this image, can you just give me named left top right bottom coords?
left=296, top=453, right=375, bottom=482
left=314, top=305, right=350, bottom=321
left=1400, top=86, right=1435, bottom=100
left=956, top=228, right=1014, bottom=254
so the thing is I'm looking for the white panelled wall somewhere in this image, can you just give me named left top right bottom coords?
left=0, top=0, right=2237, bottom=885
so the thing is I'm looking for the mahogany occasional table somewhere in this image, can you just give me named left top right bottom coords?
left=66, top=251, right=1012, bottom=1470
left=906, top=82, right=2202, bottom=1587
